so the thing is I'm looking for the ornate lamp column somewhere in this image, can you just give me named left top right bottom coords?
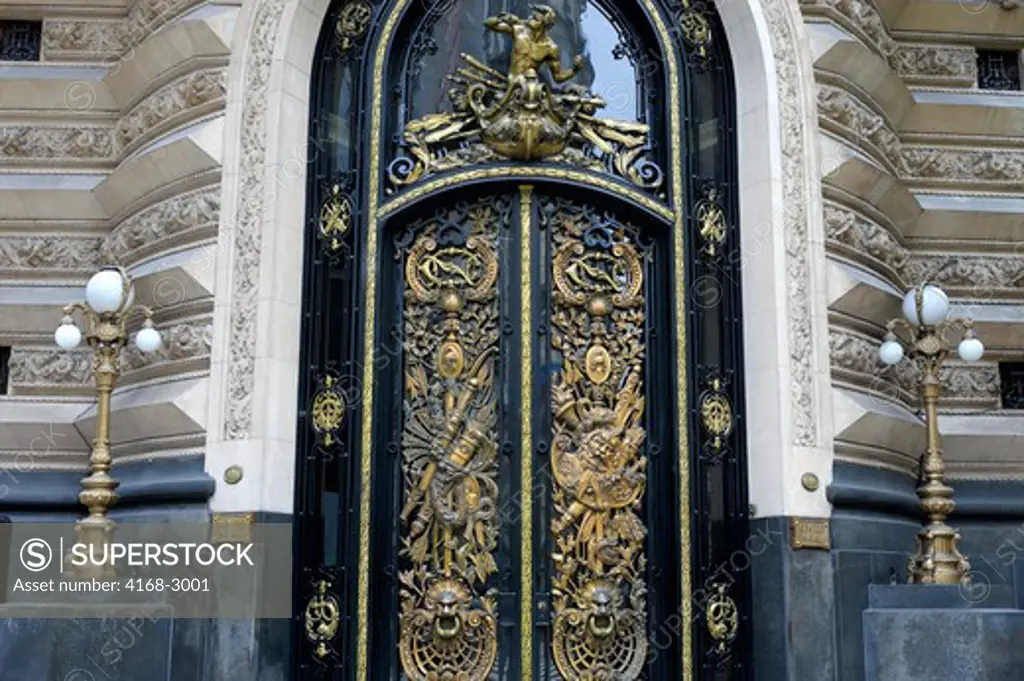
left=879, top=283, right=985, bottom=585
left=54, top=266, right=162, bottom=576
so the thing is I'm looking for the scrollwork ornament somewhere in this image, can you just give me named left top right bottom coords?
left=311, top=373, right=346, bottom=448
left=706, top=583, right=738, bottom=655
left=699, top=374, right=733, bottom=458
left=695, top=186, right=727, bottom=260
left=336, top=1, right=372, bottom=52
left=305, top=579, right=341, bottom=660
left=319, top=184, right=354, bottom=252
left=678, top=1, right=713, bottom=60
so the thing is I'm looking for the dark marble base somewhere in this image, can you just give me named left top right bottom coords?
left=0, top=609, right=290, bottom=681
left=863, top=608, right=1024, bottom=681
left=868, top=584, right=1016, bottom=610
left=0, top=604, right=174, bottom=681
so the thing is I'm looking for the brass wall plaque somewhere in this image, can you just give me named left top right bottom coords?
left=211, top=512, right=255, bottom=544
left=790, top=517, right=830, bottom=551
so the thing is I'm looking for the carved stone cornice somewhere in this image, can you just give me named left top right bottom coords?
left=102, top=186, right=220, bottom=266
left=42, top=0, right=204, bottom=62
left=824, top=202, right=909, bottom=280
left=0, top=127, right=116, bottom=164
left=7, top=318, right=213, bottom=391
left=817, top=84, right=901, bottom=171
left=800, top=0, right=897, bottom=62
left=829, top=327, right=1000, bottom=406
left=0, top=236, right=102, bottom=275
left=117, top=68, right=228, bottom=154
left=825, top=202, right=1024, bottom=297
left=803, top=1, right=978, bottom=86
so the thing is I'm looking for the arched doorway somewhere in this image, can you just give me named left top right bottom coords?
left=291, top=1, right=749, bottom=678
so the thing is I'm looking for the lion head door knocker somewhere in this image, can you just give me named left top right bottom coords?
left=388, top=6, right=663, bottom=191
left=397, top=201, right=505, bottom=681
left=549, top=201, right=650, bottom=681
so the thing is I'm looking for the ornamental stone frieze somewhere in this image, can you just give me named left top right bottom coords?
left=7, top=318, right=213, bottom=391
left=891, top=44, right=977, bottom=87
left=817, top=85, right=901, bottom=171
left=824, top=202, right=909, bottom=279
left=0, top=126, right=116, bottom=164
left=117, top=68, right=228, bottom=153
left=825, top=202, right=1024, bottom=297
left=0, top=236, right=101, bottom=275
left=102, top=187, right=221, bottom=266
left=900, top=147, right=1024, bottom=188
left=829, top=327, right=1001, bottom=407
left=804, top=0, right=979, bottom=86
left=42, top=0, right=205, bottom=61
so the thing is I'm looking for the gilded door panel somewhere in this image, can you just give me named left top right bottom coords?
left=546, top=196, right=652, bottom=681
left=395, top=196, right=512, bottom=681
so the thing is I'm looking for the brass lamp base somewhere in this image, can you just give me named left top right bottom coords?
left=908, top=523, right=970, bottom=585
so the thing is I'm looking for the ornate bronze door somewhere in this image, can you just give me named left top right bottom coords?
left=293, top=1, right=750, bottom=680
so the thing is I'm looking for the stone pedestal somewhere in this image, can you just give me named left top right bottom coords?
left=863, top=585, right=1024, bottom=681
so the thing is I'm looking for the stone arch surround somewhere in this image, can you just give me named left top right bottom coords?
left=204, top=0, right=834, bottom=520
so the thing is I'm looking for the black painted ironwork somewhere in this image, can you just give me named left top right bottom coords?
left=0, top=21, right=41, bottom=61
left=978, top=49, right=1021, bottom=91
left=0, top=347, right=10, bottom=395
left=295, top=2, right=748, bottom=680
left=1000, top=363, right=1024, bottom=409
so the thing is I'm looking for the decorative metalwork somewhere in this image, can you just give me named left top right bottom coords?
left=1000, top=363, right=1024, bottom=409
left=388, top=6, right=662, bottom=192
left=978, top=50, right=1021, bottom=92
left=699, top=376, right=733, bottom=455
left=677, top=1, right=713, bottom=59
left=882, top=287, right=977, bottom=584
left=305, top=579, right=342, bottom=659
left=548, top=198, right=649, bottom=681
left=706, top=584, right=738, bottom=655
left=397, top=198, right=505, bottom=681
left=0, top=21, right=41, bottom=62
left=319, top=185, right=354, bottom=251
left=336, top=1, right=373, bottom=52
left=312, top=373, right=346, bottom=447
left=695, top=187, right=727, bottom=259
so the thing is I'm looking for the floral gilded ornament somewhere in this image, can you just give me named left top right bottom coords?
left=547, top=197, right=649, bottom=680
left=388, top=6, right=662, bottom=192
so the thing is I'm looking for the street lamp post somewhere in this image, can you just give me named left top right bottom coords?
left=55, top=266, right=161, bottom=576
left=879, top=283, right=985, bottom=585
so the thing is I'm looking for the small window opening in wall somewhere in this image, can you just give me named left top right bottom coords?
left=1000, top=363, right=1024, bottom=409
left=978, top=49, right=1022, bottom=91
left=0, top=20, right=41, bottom=62
left=0, top=347, right=10, bottom=395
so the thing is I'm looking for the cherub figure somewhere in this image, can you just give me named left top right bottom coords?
left=484, top=5, right=584, bottom=83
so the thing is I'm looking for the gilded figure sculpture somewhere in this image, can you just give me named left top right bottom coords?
left=388, top=6, right=663, bottom=191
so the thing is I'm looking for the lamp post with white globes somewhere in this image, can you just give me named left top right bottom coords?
left=879, top=283, right=984, bottom=586
left=54, top=266, right=161, bottom=577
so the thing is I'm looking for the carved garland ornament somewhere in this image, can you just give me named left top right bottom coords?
left=396, top=198, right=505, bottom=681
left=388, top=6, right=662, bottom=193
left=548, top=197, right=649, bottom=680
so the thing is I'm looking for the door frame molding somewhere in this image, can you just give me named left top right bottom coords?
left=205, top=0, right=834, bottom=676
